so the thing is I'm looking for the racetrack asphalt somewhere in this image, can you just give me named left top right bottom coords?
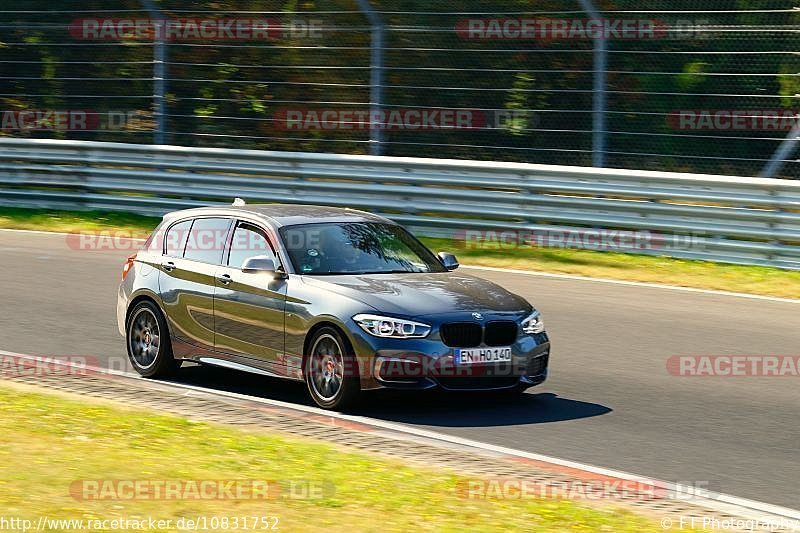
left=1, top=230, right=798, bottom=509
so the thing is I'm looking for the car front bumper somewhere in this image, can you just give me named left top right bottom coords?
left=348, top=313, right=551, bottom=391
left=369, top=346, right=550, bottom=391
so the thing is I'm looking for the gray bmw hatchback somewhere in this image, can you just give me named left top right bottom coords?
left=118, top=203, right=551, bottom=410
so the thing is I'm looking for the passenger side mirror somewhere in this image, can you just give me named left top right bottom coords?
left=241, top=256, right=286, bottom=279
left=437, top=252, right=460, bottom=271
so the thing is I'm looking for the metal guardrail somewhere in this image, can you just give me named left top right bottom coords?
left=0, top=138, right=798, bottom=269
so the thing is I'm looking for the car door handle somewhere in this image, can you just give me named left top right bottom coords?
left=162, top=261, right=176, bottom=272
left=217, top=274, right=232, bottom=285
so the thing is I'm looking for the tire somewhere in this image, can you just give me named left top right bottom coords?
left=305, top=327, right=360, bottom=410
left=126, top=300, right=181, bottom=378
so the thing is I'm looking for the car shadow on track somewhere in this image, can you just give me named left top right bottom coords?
left=165, top=364, right=612, bottom=428
left=356, top=391, right=612, bottom=427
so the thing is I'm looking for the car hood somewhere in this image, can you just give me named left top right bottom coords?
left=301, top=272, right=531, bottom=318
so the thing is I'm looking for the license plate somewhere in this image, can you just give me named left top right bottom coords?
left=456, top=347, right=512, bottom=365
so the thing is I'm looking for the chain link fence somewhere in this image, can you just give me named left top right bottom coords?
left=1, top=0, right=798, bottom=178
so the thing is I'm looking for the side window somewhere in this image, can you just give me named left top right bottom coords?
left=184, top=218, right=231, bottom=265
left=228, top=222, right=277, bottom=268
left=164, top=220, right=192, bottom=257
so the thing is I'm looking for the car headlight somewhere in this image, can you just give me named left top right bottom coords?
left=522, top=310, right=545, bottom=334
left=353, top=314, right=431, bottom=339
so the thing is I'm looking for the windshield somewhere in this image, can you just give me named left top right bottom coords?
left=279, top=222, right=446, bottom=275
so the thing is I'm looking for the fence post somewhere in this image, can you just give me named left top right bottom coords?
left=356, top=0, right=385, bottom=156
left=578, top=0, right=607, bottom=168
left=139, top=0, right=168, bottom=145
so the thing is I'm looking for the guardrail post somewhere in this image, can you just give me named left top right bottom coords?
left=79, top=145, right=94, bottom=211
left=578, top=0, right=607, bottom=168
left=139, top=0, right=168, bottom=145
left=356, top=0, right=385, bottom=156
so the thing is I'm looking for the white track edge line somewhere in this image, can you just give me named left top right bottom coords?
left=2, top=349, right=799, bottom=522
left=462, top=265, right=800, bottom=304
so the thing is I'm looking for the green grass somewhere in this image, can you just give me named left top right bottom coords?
left=0, top=383, right=664, bottom=532
left=0, top=206, right=798, bottom=299
left=420, top=237, right=800, bottom=299
left=0, top=207, right=160, bottom=235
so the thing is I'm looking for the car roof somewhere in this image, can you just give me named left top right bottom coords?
left=161, top=203, right=392, bottom=228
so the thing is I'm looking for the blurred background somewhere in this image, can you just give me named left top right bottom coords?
left=0, top=0, right=798, bottom=178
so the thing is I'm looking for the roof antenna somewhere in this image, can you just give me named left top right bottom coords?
left=232, top=198, right=246, bottom=207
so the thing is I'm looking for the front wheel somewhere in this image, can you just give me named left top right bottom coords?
left=126, top=300, right=181, bottom=378
left=305, top=327, right=360, bottom=410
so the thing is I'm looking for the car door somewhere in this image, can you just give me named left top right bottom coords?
left=213, top=220, right=288, bottom=372
left=158, top=217, right=232, bottom=355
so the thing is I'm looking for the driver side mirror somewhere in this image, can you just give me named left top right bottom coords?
left=437, top=252, right=460, bottom=271
left=241, top=256, right=287, bottom=279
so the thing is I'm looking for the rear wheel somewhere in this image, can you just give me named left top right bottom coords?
left=126, top=301, right=180, bottom=378
left=305, top=327, right=360, bottom=410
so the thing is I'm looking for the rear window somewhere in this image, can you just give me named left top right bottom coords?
left=144, top=224, right=166, bottom=252
left=164, top=220, right=192, bottom=257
